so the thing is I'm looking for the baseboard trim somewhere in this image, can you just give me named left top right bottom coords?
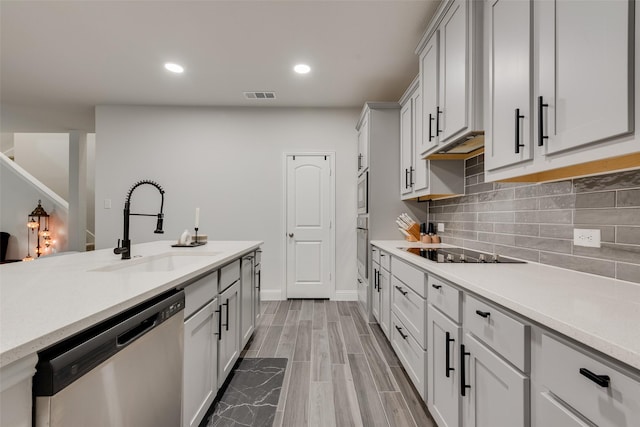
left=334, top=290, right=358, bottom=301
left=259, top=289, right=283, bottom=301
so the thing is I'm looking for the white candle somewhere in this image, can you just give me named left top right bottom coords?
left=195, top=208, right=200, bottom=228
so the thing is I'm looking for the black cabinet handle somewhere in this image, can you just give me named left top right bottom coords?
left=223, top=299, right=230, bottom=331
left=405, top=169, right=409, bottom=189
left=432, top=284, right=442, bottom=290
left=395, top=285, right=408, bottom=296
left=428, top=113, right=434, bottom=142
left=515, top=108, right=525, bottom=153
left=357, top=278, right=362, bottom=284
left=475, top=310, right=490, bottom=318
left=579, top=368, right=610, bottom=388
left=376, top=270, right=381, bottom=292
left=216, top=307, right=222, bottom=340
left=256, top=270, right=261, bottom=291
left=445, top=332, right=455, bottom=378
left=380, top=254, right=386, bottom=257
left=436, top=106, right=443, bottom=135
left=409, top=166, right=414, bottom=187
left=395, top=325, right=408, bottom=340
left=358, top=154, right=362, bottom=170
left=538, top=96, right=549, bottom=146
left=460, top=344, right=471, bottom=396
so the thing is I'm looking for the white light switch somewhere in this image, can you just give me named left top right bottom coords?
left=574, top=229, right=601, bottom=248
left=438, top=223, right=445, bottom=233
left=104, top=199, right=112, bottom=209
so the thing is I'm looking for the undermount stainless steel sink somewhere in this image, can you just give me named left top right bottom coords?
left=92, top=252, right=221, bottom=273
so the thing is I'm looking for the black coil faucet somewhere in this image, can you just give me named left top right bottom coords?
left=114, top=180, right=165, bottom=259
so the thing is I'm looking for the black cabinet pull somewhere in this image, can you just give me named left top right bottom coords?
left=579, top=368, right=610, bottom=388
left=376, top=270, right=381, bottom=293
left=445, top=332, right=455, bottom=378
left=395, top=325, right=408, bottom=340
left=395, top=285, right=408, bottom=296
left=432, top=284, right=442, bottom=290
left=460, top=344, right=471, bottom=396
left=405, top=169, right=409, bottom=189
left=257, top=270, right=261, bottom=291
left=358, top=154, right=362, bottom=170
left=428, top=113, right=434, bottom=141
left=475, top=310, right=490, bottom=318
left=216, top=307, right=222, bottom=341
left=357, top=278, right=362, bottom=284
left=515, top=108, right=525, bottom=153
left=223, top=299, right=230, bottom=331
left=538, top=96, right=549, bottom=146
left=436, top=107, right=443, bottom=135
left=409, top=166, right=414, bottom=187
left=372, top=268, right=377, bottom=290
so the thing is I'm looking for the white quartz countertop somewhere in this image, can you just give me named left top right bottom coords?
left=0, top=240, right=262, bottom=368
left=371, top=240, right=640, bottom=372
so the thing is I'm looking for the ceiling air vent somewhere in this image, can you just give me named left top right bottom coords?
left=244, top=91, right=276, bottom=100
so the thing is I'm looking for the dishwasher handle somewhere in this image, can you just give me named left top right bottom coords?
left=116, top=314, right=158, bottom=347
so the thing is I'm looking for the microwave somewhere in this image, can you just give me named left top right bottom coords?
left=357, top=172, right=368, bottom=214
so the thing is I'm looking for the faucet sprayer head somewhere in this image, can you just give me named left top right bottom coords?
left=155, top=213, right=164, bottom=234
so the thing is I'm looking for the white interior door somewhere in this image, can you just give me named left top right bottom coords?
left=286, top=154, right=334, bottom=299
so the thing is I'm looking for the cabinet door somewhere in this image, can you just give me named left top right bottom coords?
left=421, top=35, right=439, bottom=154
left=439, top=0, right=469, bottom=142
left=485, top=0, right=532, bottom=171
left=536, top=392, right=591, bottom=427
left=358, top=114, right=369, bottom=174
left=371, top=263, right=381, bottom=323
left=183, top=298, right=218, bottom=427
left=218, top=281, right=240, bottom=387
left=412, top=89, right=429, bottom=192
left=428, top=305, right=461, bottom=427
left=240, top=255, right=255, bottom=349
left=461, top=333, right=529, bottom=427
left=379, top=267, right=391, bottom=338
left=538, top=0, right=633, bottom=155
left=400, top=101, right=414, bottom=195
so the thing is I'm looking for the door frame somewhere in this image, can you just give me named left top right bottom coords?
left=282, top=152, right=336, bottom=300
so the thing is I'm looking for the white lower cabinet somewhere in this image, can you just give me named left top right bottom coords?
left=372, top=260, right=381, bottom=322
left=379, top=266, right=391, bottom=338
left=183, top=298, right=218, bottom=427
left=218, top=280, right=240, bottom=387
left=428, top=305, right=461, bottom=427
left=461, top=333, right=529, bottom=427
left=537, top=391, right=591, bottom=427
left=391, top=312, right=427, bottom=400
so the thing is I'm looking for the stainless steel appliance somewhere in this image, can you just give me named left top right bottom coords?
left=33, top=290, right=185, bottom=427
left=400, top=247, right=525, bottom=264
left=357, top=171, right=368, bottom=214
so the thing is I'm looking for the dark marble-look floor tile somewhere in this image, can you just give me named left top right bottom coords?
left=207, top=358, right=286, bottom=427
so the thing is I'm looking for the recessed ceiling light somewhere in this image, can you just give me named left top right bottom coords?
left=294, top=64, right=311, bottom=74
left=164, top=63, right=184, bottom=73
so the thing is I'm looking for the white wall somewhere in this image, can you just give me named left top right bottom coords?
left=14, top=133, right=69, bottom=201
left=95, top=106, right=359, bottom=299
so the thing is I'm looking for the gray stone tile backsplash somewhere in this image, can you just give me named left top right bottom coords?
left=428, top=156, right=640, bottom=284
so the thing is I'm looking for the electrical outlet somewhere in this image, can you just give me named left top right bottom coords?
left=438, top=223, right=445, bottom=233
left=104, top=199, right=112, bottom=209
left=574, top=228, right=601, bottom=248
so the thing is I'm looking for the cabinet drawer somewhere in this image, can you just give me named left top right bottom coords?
left=184, top=270, right=218, bottom=319
left=391, top=257, right=426, bottom=297
left=391, top=312, right=426, bottom=400
left=380, top=251, right=391, bottom=271
left=391, top=276, right=426, bottom=349
left=540, top=333, right=640, bottom=427
left=464, top=294, right=529, bottom=372
left=428, top=275, right=461, bottom=323
left=537, top=391, right=591, bottom=427
left=371, top=246, right=380, bottom=265
left=219, top=259, right=240, bottom=292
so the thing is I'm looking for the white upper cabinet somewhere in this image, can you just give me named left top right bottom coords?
left=485, top=0, right=637, bottom=181
left=357, top=114, right=369, bottom=175
left=417, top=0, right=484, bottom=157
left=400, top=100, right=414, bottom=195
left=485, top=0, right=532, bottom=171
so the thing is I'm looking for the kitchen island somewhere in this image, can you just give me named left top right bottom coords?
left=0, top=240, right=262, bottom=427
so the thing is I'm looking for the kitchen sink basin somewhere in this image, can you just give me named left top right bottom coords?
left=92, top=252, right=221, bottom=273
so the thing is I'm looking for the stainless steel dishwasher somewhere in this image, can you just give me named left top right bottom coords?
left=33, top=289, right=184, bottom=427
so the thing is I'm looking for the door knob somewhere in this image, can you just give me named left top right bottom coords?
left=288, top=233, right=294, bottom=238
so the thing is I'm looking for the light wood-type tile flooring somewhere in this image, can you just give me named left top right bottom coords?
left=242, top=300, right=437, bottom=427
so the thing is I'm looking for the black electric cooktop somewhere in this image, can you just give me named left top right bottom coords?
left=400, top=247, right=526, bottom=264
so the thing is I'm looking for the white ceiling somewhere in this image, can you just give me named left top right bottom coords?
left=0, top=0, right=440, bottom=131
